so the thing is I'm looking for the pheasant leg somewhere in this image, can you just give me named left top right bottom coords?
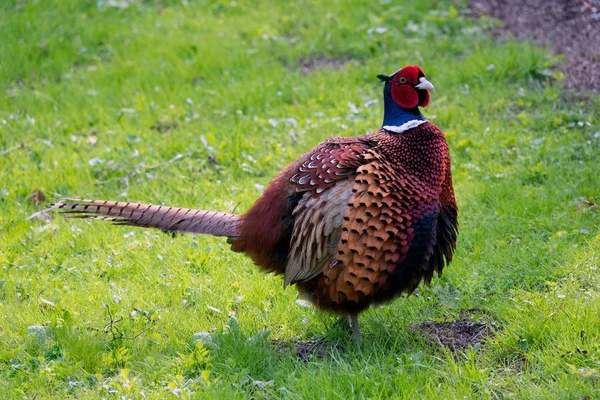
left=348, top=315, right=361, bottom=341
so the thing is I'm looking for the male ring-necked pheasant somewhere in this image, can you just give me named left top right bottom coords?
left=54, top=65, right=458, bottom=339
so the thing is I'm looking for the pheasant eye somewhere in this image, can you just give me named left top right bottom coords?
left=398, top=77, right=407, bottom=84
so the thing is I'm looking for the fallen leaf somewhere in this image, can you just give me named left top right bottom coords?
left=577, top=200, right=597, bottom=212
left=28, top=189, right=46, bottom=205
left=206, top=305, right=222, bottom=313
left=39, top=297, right=56, bottom=307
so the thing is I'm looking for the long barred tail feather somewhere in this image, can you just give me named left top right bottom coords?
left=51, top=198, right=241, bottom=237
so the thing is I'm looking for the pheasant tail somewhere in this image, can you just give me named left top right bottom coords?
left=53, top=198, right=241, bottom=237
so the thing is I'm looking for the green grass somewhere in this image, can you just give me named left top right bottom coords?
left=1, top=0, right=599, bottom=398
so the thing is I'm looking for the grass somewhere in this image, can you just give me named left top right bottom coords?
left=1, top=0, right=599, bottom=398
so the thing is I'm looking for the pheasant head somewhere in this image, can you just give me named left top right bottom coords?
left=377, top=65, right=435, bottom=133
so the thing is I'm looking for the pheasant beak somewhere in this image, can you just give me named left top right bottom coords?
left=415, top=77, right=435, bottom=91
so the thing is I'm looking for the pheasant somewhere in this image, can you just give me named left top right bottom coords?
left=54, top=65, right=458, bottom=339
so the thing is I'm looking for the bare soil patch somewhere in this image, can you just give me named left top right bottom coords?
left=471, top=0, right=600, bottom=93
left=413, top=315, right=497, bottom=352
left=298, top=57, right=352, bottom=74
left=272, top=338, right=335, bottom=361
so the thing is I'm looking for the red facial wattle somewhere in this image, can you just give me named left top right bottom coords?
left=392, top=84, right=419, bottom=109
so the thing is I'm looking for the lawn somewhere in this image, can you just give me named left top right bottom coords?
left=1, top=0, right=599, bottom=398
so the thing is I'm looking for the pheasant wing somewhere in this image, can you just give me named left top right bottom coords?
left=283, top=137, right=375, bottom=285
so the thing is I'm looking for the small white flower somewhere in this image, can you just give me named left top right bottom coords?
left=88, top=157, right=105, bottom=166
left=295, top=299, right=311, bottom=308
